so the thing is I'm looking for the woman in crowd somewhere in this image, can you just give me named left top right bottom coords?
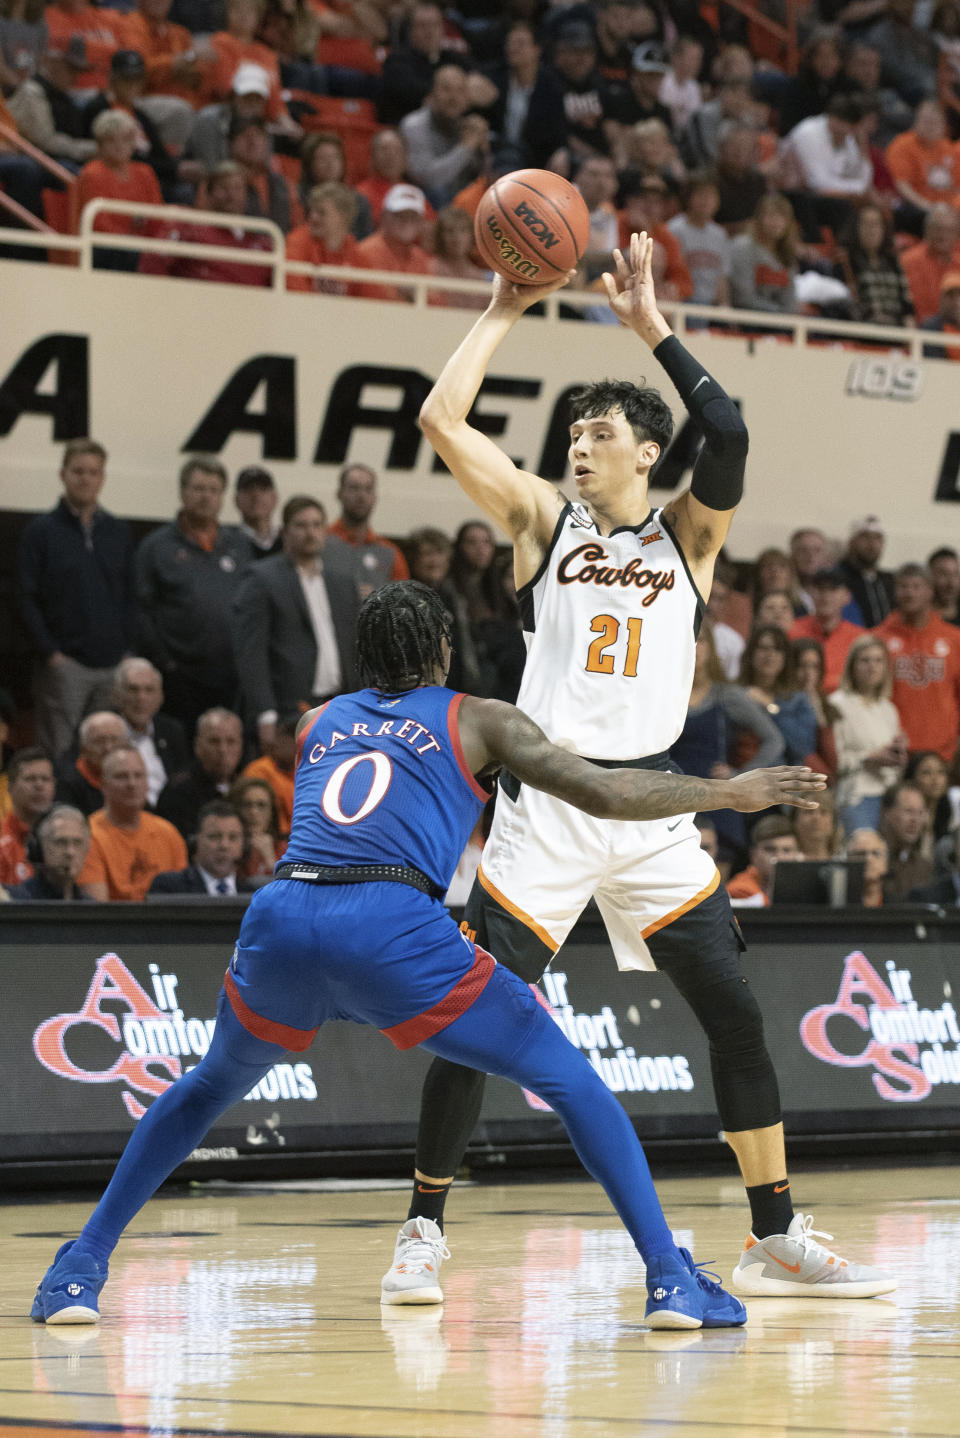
left=406, top=525, right=484, bottom=694
left=448, top=521, right=525, bottom=702
left=750, top=547, right=803, bottom=615
left=830, top=634, right=906, bottom=834
left=791, top=636, right=839, bottom=779
left=836, top=203, right=914, bottom=326
left=671, top=621, right=785, bottom=866
left=737, top=624, right=825, bottom=767
left=298, top=131, right=373, bottom=238
left=776, top=26, right=843, bottom=135
left=904, top=750, right=954, bottom=843
left=754, top=589, right=796, bottom=633
left=286, top=180, right=361, bottom=293
left=729, top=194, right=799, bottom=314
left=229, top=775, right=283, bottom=880
left=428, top=206, right=488, bottom=309
left=792, top=787, right=843, bottom=859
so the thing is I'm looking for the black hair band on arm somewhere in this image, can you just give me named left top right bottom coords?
left=653, top=334, right=748, bottom=512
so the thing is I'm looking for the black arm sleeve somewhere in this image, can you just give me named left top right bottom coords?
left=653, top=334, right=748, bottom=511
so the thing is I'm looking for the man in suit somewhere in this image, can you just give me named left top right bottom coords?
left=155, top=707, right=245, bottom=840
left=148, top=800, right=257, bottom=896
left=112, top=658, right=189, bottom=806
left=233, top=495, right=359, bottom=751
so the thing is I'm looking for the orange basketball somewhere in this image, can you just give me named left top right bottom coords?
left=473, top=169, right=590, bottom=286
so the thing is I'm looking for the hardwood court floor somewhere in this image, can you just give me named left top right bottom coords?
left=1, top=1164, right=958, bottom=1438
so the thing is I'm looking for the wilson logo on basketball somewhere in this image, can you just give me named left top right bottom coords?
left=799, top=950, right=960, bottom=1102
left=557, top=543, right=676, bottom=605
left=482, top=214, right=541, bottom=279
left=512, top=199, right=562, bottom=251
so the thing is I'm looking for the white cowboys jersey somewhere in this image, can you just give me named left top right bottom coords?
left=515, top=502, right=704, bottom=761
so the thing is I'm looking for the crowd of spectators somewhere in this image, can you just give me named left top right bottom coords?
left=0, top=1, right=959, bottom=332
left=2, top=434, right=959, bottom=911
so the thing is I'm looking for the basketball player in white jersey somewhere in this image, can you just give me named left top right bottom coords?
left=381, top=233, right=895, bottom=1305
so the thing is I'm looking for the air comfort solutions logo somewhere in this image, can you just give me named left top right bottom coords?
left=32, top=952, right=317, bottom=1119
left=800, top=950, right=960, bottom=1102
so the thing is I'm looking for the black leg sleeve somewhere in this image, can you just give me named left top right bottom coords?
left=414, top=1057, right=488, bottom=1179
left=653, top=334, right=748, bottom=511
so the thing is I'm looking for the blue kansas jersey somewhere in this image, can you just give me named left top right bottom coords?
left=284, top=686, right=488, bottom=891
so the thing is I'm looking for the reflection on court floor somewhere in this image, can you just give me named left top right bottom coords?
left=3, top=1164, right=959, bottom=1438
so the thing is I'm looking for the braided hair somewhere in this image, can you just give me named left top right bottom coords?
left=356, top=580, right=452, bottom=692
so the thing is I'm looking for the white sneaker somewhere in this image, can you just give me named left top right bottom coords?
left=731, top=1213, right=897, bottom=1299
left=380, top=1217, right=449, bottom=1306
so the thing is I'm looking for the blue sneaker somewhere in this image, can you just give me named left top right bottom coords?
left=645, top=1248, right=747, bottom=1330
left=30, top=1241, right=108, bottom=1325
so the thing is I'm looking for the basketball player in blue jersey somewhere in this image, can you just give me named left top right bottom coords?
left=396, top=232, right=896, bottom=1303
left=31, top=582, right=826, bottom=1330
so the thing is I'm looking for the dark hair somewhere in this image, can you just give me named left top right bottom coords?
left=827, top=92, right=869, bottom=124
left=179, top=454, right=227, bottom=490
left=282, top=494, right=325, bottom=526
left=928, top=545, right=959, bottom=565
left=356, top=580, right=452, bottom=691
left=895, top=561, right=932, bottom=583
left=791, top=636, right=825, bottom=686
left=684, top=168, right=719, bottom=204
left=197, top=799, right=243, bottom=828
left=567, top=378, right=674, bottom=451
left=881, top=779, right=925, bottom=812
left=739, top=624, right=794, bottom=691
left=8, top=747, right=51, bottom=785
left=301, top=130, right=345, bottom=179
left=752, top=815, right=795, bottom=845
left=449, top=521, right=516, bottom=621
left=841, top=202, right=898, bottom=269
left=229, top=775, right=280, bottom=841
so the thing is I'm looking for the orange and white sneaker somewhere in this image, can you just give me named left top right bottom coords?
left=380, top=1218, right=449, bottom=1305
left=731, top=1213, right=897, bottom=1299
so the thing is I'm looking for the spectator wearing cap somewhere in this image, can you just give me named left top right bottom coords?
left=232, top=496, right=359, bottom=748
left=7, top=805, right=94, bottom=901
left=354, top=182, right=433, bottom=301
left=616, top=170, right=693, bottom=299
left=779, top=93, right=874, bottom=242
left=134, top=456, right=253, bottom=735
left=148, top=798, right=256, bottom=894
left=77, top=110, right=163, bottom=269
left=602, top=42, right=673, bottom=160
left=138, top=160, right=273, bottom=284
left=551, top=20, right=610, bottom=162
left=667, top=171, right=731, bottom=306
left=0, top=748, right=55, bottom=888
left=234, top=466, right=280, bottom=556
left=900, top=205, right=960, bottom=322
left=227, top=113, right=297, bottom=231
left=80, top=49, right=181, bottom=196
left=19, top=438, right=134, bottom=760
left=184, top=60, right=269, bottom=172
left=839, top=516, right=895, bottom=627
left=54, top=709, right=127, bottom=815
left=299, top=132, right=373, bottom=239
left=400, top=63, right=490, bottom=209
left=7, top=36, right=98, bottom=166
left=328, top=464, right=409, bottom=595
left=207, top=0, right=299, bottom=138
left=929, top=546, right=960, bottom=627
left=789, top=568, right=865, bottom=693
left=478, top=21, right=567, bottom=171
left=44, top=0, right=125, bottom=91
left=112, top=656, right=189, bottom=804
left=921, top=269, right=960, bottom=358
left=286, top=181, right=363, bottom=295
left=887, top=100, right=960, bottom=233
left=377, top=2, right=472, bottom=127
left=729, top=193, right=799, bottom=315
left=875, top=564, right=960, bottom=761
left=79, top=745, right=187, bottom=900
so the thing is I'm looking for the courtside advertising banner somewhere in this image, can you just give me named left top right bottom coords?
left=3, top=910, right=959, bottom=1171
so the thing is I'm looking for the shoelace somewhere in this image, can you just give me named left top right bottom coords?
left=691, top=1259, right=725, bottom=1294
left=398, top=1231, right=451, bottom=1274
left=793, top=1214, right=837, bottom=1261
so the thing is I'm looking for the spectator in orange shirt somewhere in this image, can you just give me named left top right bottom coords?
left=45, top=0, right=125, bottom=91
left=122, top=0, right=211, bottom=114
left=789, top=567, right=866, bottom=694
left=286, top=180, right=362, bottom=293
left=241, top=715, right=296, bottom=837
left=725, top=815, right=802, bottom=907
left=79, top=746, right=187, bottom=900
left=0, top=748, right=55, bottom=888
left=78, top=109, right=164, bottom=270
left=355, top=128, right=412, bottom=227
left=921, top=268, right=960, bottom=358
left=327, top=462, right=409, bottom=591
left=900, top=203, right=960, bottom=321
left=617, top=171, right=693, bottom=301
left=874, top=563, right=960, bottom=762
left=354, top=181, right=433, bottom=302
left=887, top=99, right=960, bottom=233
left=208, top=0, right=299, bottom=138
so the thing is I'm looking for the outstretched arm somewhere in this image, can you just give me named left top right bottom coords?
left=603, top=232, right=748, bottom=587
left=418, top=271, right=574, bottom=565
left=460, top=696, right=824, bottom=820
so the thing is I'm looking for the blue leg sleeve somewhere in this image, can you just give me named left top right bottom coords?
left=423, top=967, right=676, bottom=1265
left=73, top=992, right=287, bottom=1263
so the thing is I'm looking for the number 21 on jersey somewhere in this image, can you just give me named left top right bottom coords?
left=585, top=614, right=644, bottom=678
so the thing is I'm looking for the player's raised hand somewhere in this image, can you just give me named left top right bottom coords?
left=488, top=268, right=577, bottom=318
left=601, top=232, right=671, bottom=346
left=727, top=767, right=827, bottom=812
